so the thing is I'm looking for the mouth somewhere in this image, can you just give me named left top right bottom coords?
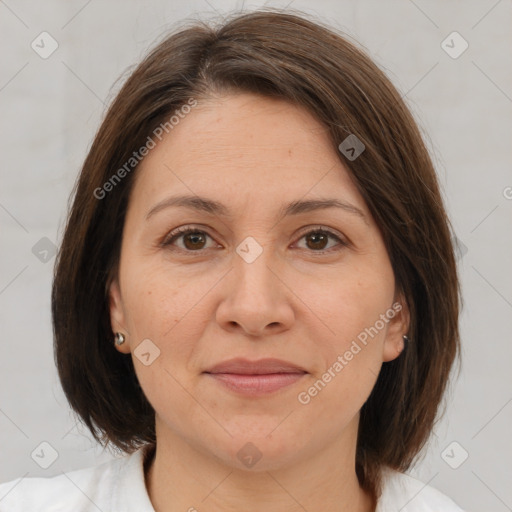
left=203, top=358, right=308, bottom=396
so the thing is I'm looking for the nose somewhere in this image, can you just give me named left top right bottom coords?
left=215, top=246, right=295, bottom=337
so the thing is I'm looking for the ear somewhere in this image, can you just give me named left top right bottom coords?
left=108, top=278, right=130, bottom=353
left=382, top=295, right=410, bottom=362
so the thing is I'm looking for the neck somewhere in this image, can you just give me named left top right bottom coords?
left=144, top=420, right=374, bottom=512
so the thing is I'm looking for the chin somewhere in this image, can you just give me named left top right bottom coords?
left=204, top=424, right=308, bottom=472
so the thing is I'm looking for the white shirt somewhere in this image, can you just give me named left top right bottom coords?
left=0, top=446, right=465, bottom=511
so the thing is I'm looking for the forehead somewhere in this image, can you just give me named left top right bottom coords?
left=130, top=93, right=368, bottom=216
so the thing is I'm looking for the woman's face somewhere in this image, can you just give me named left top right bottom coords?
left=109, top=92, right=408, bottom=471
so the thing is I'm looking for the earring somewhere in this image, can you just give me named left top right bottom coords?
left=397, top=335, right=409, bottom=354
left=114, top=332, right=125, bottom=346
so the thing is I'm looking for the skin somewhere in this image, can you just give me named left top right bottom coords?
left=109, top=92, right=409, bottom=512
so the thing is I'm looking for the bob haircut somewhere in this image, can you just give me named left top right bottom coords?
left=52, top=8, right=461, bottom=500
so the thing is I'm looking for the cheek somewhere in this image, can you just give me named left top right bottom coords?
left=296, top=280, right=391, bottom=423
left=312, top=264, right=394, bottom=339
left=303, top=262, right=395, bottom=389
left=122, top=257, right=212, bottom=339
left=121, top=263, right=207, bottom=419
left=120, top=258, right=222, bottom=400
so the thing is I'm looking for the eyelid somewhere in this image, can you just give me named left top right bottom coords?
left=294, top=225, right=347, bottom=242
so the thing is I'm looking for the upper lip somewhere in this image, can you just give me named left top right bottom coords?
left=204, top=358, right=307, bottom=375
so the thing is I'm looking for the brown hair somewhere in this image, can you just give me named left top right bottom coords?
left=52, top=7, right=460, bottom=500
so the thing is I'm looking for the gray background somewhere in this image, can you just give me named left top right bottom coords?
left=1, top=1, right=511, bottom=510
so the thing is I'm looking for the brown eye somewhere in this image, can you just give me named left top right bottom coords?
left=182, top=231, right=207, bottom=250
left=163, top=228, right=215, bottom=251
left=306, top=232, right=329, bottom=250
left=295, top=228, right=346, bottom=253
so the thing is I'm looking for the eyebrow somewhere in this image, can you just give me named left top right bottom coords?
left=145, top=194, right=366, bottom=222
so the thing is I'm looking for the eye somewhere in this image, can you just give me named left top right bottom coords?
left=161, top=225, right=348, bottom=254
left=161, top=226, right=218, bottom=251
left=294, top=227, right=347, bottom=253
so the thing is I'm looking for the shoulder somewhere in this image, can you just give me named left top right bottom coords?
left=377, top=468, right=465, bottom=512
left=0, top=454, right=125, bottom=511
left=0, top=447, right=154, bottom=512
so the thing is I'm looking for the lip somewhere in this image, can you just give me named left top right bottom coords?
left=204, top=357, right=307, bottom=375
left=203, top=358, right=307, bottom=396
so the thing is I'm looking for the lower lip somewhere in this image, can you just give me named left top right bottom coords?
left=205, top=372, right=306, bottom=395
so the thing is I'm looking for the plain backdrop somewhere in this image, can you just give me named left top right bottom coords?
left=1, top=1, right=511, bottom=511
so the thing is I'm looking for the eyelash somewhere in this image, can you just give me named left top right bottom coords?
left=160, top=225, right=348, bottom=255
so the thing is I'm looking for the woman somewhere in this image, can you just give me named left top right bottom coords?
left=0, top=8, right=463, bottom=511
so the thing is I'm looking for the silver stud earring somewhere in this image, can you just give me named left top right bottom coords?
left=114, top=332, right=125, bottom=346
left=397, top=335, right=410, bottom=354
